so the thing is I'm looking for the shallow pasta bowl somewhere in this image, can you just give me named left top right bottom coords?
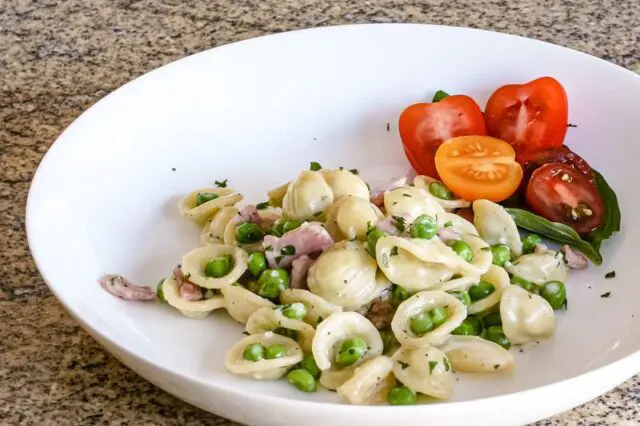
left=26, top=24, right=640, bottom=426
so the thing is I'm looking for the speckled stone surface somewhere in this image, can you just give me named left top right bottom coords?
left=2, top=0, right=640, bottom=424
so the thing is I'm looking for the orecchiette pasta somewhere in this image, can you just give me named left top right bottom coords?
left=282, top=170, right=334, bottom=221
left=178, top=187, right=243, bottom=223
left=413, top=175, right=471, bottom=211
left=468, top=264, right=510, bottom=315
left=324, top=196, right=382, bottom=241
left=391, top=344, right=454, bottom=399
left=337, top=356, right=396, bottom=404
left=500, top=285, right=556, bottom=344
left=201, top=206, right=239, bottom=245
left=312, top=312, right=383, bottom=371
left=181, top=245, right=248, bottom=289
left=384, top=186, right=445, bottom=223
left=432, top=275, right=479, bottom=292
left=473, top=199, right=523, bottom=257
left=438, top=335, right=514, bottom=373
left=161, top=275, right=225, bottom=319
left=221, top=284, right=274, bottom=324
left=391, top=290, right=466, bottom=347
left=505, top=251, right=568, bottom=285
left=320, top=168, right=370, bottom=200
left=319, top=367, right=357, bottom=391
left=225, top=332, right=303, bottom=380
left=279, top=289, right=343, bottom=327
left=223, top=209, right=280, bottom=252
left=245, top=306, right=316, bottom=352
left=437, top=212, right=479, bottom=236
left=307, top=241, right=387, bottom=310
left=267, top=181, right=290, bottom=208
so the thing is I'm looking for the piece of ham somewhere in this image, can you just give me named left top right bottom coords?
left=99, top=274, right=156, bottom=301
left=375, top=213, right=412, bottom=236
left=173, top=266, right=203, bottom=301
left=291, top=255, right=314, bottom=290
left=365, top=296, right=396, bottom=330
left=561, top=244, right=588, bottom=270
left=370, top=176, right=408, bottom=207
left=263, top=222, right=334, bottom=268
left=237, top=205, right=262, bottom=226
left=437, top=227, right=460, bottom=244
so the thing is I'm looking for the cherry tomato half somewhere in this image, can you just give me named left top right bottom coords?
left=526, top=162, right=604, bottom=234
left=435, top=135, right=523, bottom=202
left=399, top=95, right=487, bottom=178
left=485, top=77, right=568, bottom=153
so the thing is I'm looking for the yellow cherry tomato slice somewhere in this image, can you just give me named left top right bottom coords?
left=434, top=135, right=523, bottom=202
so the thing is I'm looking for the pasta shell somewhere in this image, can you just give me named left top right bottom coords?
left=225, top=332, right=303, bottom=380
left=505, top=251, right=568, bottom=285
left=438, top=335, right=514, bottom=373
left=324, top=196, right=382, bottom=241
left=500, top=285, right=555, bottom=344
left=267, top=181, right=290, bottom=208
left=319, top=367, right=356, bottom=390
left=437, top=212, right=479, bottom=236
left=468, top=265, right=510, bottom=315
left=245, top=306, right=316, bottom=352
left=282, top=170, right=334, bottom=221
left=178, top=187, right=243, bottom=223
left=320, top=168, right=370, bottom=200
left=312, top=312, right=383, bottom=371
left=181, top=245, right=248, bottom=289
left=279, top=289, right=343, bottom=327
left=161, top=275, right=225, bottom=319
left=337, top=356, right=396, bottom=405
left=413, top=175, right=471, bottom=211
left=201, top=206, right=239, bottom=245
left=391, top=290, right=467, bottom=347
left=384, top=186, right=445, bottom=223
left=473, top=200, right=523, bottom=257
left=221, top=284, right=274, bottom=324
left=391, top=344, right=454, bottom=399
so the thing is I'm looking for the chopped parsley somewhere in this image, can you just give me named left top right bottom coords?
left=567, top=123, right=578, bottom=128
left=256, top=201, right=270, bottom=210
left=317, top=316, right=324, bottom=324
left=386, top=122, right=390, bottom=132
left=242, top=331, right=251, bottom=336
left=443, top=357, right=451, bottom=372
left=428, top=361, right=438, bottom=374
left=390, top=246, right=399, bottom=257
left=600, top=292, right=611, bottom=298
left=349, top=168, right=359, bottom=175
left=275, top=255, right=284, bottom=264
left=397, top=360, right=410, bottom=370
left=493, top=364, right=500, bottom=370
left=280, top=245, right=296, bottom=256
left=310, top=161, right=322, bottom=171
left=481, top=247, right=491, bottom=252
left=184, top=273, right=191, bottom=279
left=171, top=167, right=176, bottom=172
left=214, top=179, right=228, bottom=188
left=264, top=245, right=273, bottom=251
left=443, top=221, right=453, bottom=228
left=392, top=215, right=406, bottom=232
left=313, top=211, right=323, bottom=217
left=605, top=271, right=616, bottom=279
left=402, top=193, right=412, bottom=198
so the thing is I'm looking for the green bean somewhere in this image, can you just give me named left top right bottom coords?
left=429, top=181, right=454, bottom=200
left=204, top=254, right=233, bottom=278
left=242, top=343, right=265, bottom=362
left=247, top=252, right=267, bottom=277
left=522, top=234, right=542, bottom=254
left=236, top=222, right=264, bottom=244
left=491, top=244, right=511, bottom=267
left=335, top=337, right=368, bottom=367
left=411, top=214, right=438, bottom=240
left=264, top=344, right=287, bottom=359
left=539, top=281, right=567, bottom=310
left=287, top=368, right=317, bottom=392
left=468, top=280, right=495, bottom=302
left=195, top=192, right=219, bottom=207
left=449, top=240, right=473, bottom=262
left=387, top=386, right=417, bottom=405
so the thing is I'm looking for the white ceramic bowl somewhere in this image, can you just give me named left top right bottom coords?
left=27, top=24, right=640, bottom=426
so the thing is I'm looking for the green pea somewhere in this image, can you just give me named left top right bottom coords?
left=410, top=311, right=434, bottom=336
left=430, top=307, right=448, bottom=327
left=282, top=303, right=307, bottom=320
left=257, top=268, right=289, bottom=299
left=247, top=252, right=267, bottom=277
left=273, top=327, right=298, bottom=340
left=335, top=337, right=368, bottom=367
left=264, top=344, right=287, bottom=359
left=522, top=234, right=542, bottom=254
left=195, top=192, right=219, bottom=206
left=245, top=279, right=261, bottom=294
left=540, top=281, right=567, bottom=310
left=259, top=268, right=290, bottom=285
left=273, top=219, right=303, bottom=236
left=367, top=228, right=388, bottom=254
left=448, top=290, right=471, bottom=306
left=491, top=244, right=511, bottom=267
left=387, top=386, right=417, bottom=405
left=411, top=214, right=438, bottom=240
left=299, top=354, right=320, bottom=379
left=482, top=312, right=502, bottom=328
left=511, top=275, right=536, bottom=293
left=469, top=280, right=495, bottom=302
left=258, top=279, right=283, bottom=299
left=156, top=278, right=167, bottom=303
left=449, top=240, right=473, bottom=262
left=287, top=368, right=317, bottom=393
left=380, top=330, right=398, bottom=354
left=452, top=317, right=482, bottom=336
left=204, top=254, right=233, bottom=278
left=236, top=222, right=264, bottom=244
left=484, top=325, right=511, bottom=349
left=242, top=343, right=265, bottom=362
left=391, top=285, right=411, bottom=308
left=429, top=181, right=454, bottom=200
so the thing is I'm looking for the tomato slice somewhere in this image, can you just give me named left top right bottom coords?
left=526, top=162, right=604, bottom=234
left=399, top=95, right=487, bottom=178
left=485, top=77, right=568, bottom=152
left=435, top=135, right=523, bottom=202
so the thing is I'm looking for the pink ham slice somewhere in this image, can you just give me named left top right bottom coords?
left=291, top=255, right=315, bottom=290
left=561, top=244, right=588, bottom=270
left=237, top=205, right=261, bottom=225
left=99, top=274, right=156, bottom=301
left=437, top=227, right=460, bottom=244
left=370, top=177, right=407, bottom=207
left=263, top=222, right=334, bottom=268
left=174, top=266, right=204, bottom=301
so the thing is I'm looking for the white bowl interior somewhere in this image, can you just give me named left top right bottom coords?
left=27, top=24, right=640, bottom=425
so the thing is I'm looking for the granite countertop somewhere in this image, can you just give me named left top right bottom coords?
left=2, top=1, right=640, bottom=424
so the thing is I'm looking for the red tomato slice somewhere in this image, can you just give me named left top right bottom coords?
left=526, top=162, right=604, bottom=234
left=399, top=95, right=487, bottom=178
left=485, top=77, right=568, bottom=153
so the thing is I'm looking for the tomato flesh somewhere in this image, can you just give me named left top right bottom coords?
left=485, top=77, right=568, bottom=153
left=399, top=95, right=487, bottom=178
left=526, top=162, right=604, bottom=234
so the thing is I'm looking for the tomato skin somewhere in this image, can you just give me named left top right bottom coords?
left=526, top=162, right=604, bottom=234
left=485, top=77, right=568, bottom=153
left=399, top=95, right=487, bottom=178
